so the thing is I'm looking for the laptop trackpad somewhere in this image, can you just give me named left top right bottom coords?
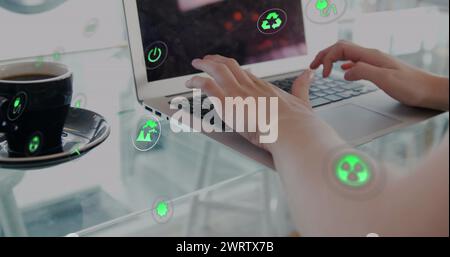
left=317, top=104, right=401, bottom=142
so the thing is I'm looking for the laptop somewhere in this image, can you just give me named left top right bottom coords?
left=123, top=0, right=438, bottom=168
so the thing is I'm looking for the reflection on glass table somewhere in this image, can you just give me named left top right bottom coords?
left=0, top=46, right=266, bottom=237
left=73, top=170, right=289, bottom=237
left=73, top=113, right=448, bottom=237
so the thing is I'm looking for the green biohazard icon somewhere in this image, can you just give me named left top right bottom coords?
left=28, top=135, right=41, bottom=154
left=136, top=120, right=159, bottom=143
left=335, top=154, right=371, bottom=188
left=258, top=9, right=287, bottom=34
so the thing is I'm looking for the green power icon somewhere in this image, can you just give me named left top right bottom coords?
left=148, top=47, right=163, bottom=63
left=261, top=11, right=284, bottom=30
left=335, top=154, right=371, bottom=188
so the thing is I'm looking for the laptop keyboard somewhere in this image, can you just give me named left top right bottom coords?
left=271, top=74, right=378, bottom=107
left=183, top=73, right=377, bottom=121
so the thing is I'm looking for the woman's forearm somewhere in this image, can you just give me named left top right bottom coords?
left=269, top=116, right=449, bottom=236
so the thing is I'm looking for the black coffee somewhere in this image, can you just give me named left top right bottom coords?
left=2, top=74, right=56, bottom=81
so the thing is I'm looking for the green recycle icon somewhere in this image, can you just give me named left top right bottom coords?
left=261, top=11, right=284, bottom=31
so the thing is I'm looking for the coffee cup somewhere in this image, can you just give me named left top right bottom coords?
left=0, top=62, right=73, bottom=157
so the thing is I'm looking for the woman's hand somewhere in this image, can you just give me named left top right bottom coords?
left=185, top=55, right=318, bottom=151
left=310, top=41, right=449, bottom=111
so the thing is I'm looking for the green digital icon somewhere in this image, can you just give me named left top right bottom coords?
left=28, top=135, right=41, bottom=154
left=35, top=56, right=44, bottom=68
left=152, top=197, right=173, bottom=223
left=335, top=153, right=371, bottom=188
left=258, top=8, right=287, bottom=34
left=13, top=97, right=22, bottom=114
left=146, top=41, right=168, bottom=69
left=8, top=93, right=27, bottom=120
left=148, top=47, right=162, bottom=63
left=72, top=146, right=81, bottom=156
left=316, top=0, right=328, bottom=10
left=75, top=100, right=82, bottom=108
left=133, top=118, right=161, bottom=152
left=84, top=18, right=99, bottom=38
left=261, top=11, right=283, bottom=30
left=315, top=0, right=337, bottom=17
left=136, top=120, right=159, bottom=143
left=52, top=50, right=62, bottom=61
left=155, top=200, right=169, bottom=218
left=72, top=94, right=87, bottom=111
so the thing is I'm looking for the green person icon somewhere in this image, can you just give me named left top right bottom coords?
left=315, top=0, right=338, bottom=17
left=316, top=0, right=329, bottom=11
left=136, top=120, right=159, bottom=142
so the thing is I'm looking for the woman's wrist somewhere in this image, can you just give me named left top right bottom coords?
left=428, top=75, right=449, bottom=111
left=266, top=111, right=343, bottom=155
left=414, top=71, right=449, bottom=111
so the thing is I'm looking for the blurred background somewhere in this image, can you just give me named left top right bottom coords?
left=0, top=0, right=448, bottom=237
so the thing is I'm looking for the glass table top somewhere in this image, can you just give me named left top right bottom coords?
left=0, top=3, right=448, bottom=237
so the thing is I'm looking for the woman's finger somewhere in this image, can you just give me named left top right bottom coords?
left=192, top=58, right=240, bottom=92
left=311, top=41, right=392, bottom=78
left=344, top=62, right=387, bottom=87
left=291, top=69, right=314, bottom=105
left=310, top=44, right=334, bottom=69
left=186, top=76, right=225, bottom=101
left=204, top=55, right=253, bottom=86
left=341, top=62, right=355, bottom=70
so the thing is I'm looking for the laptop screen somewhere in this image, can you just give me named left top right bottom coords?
left=136, top=0, right=307, bottom=82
